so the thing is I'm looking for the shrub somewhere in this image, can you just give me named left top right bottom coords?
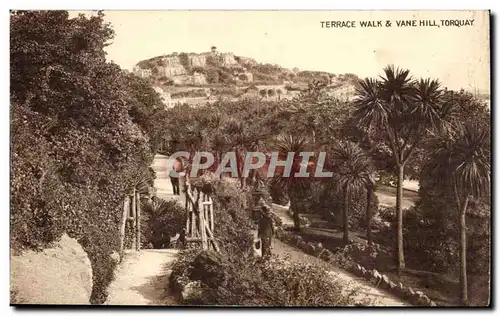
left=175, top=251, right=355, bottom=306
left=192, top=66, right=205, bottom=74
left=79, top=228, right=119, bottom=304
left=141, top=198, right=185, bottom=249
left=206, top=68, right=219, bottom=84
left=208, top=177, right=255, bottom=255
left=376, top=202, right=490, bottom=276
left=269, top=178, right=289, bottom=205
left=170, top=249, right=201, bottom=292
left=305, top=181, right=379, bottom=229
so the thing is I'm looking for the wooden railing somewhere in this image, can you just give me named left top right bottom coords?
left=117, top=173, right=219, bottom=258
left=119, top=188, right=141, bottom=258
left=184, top=182, right=219, bottom=252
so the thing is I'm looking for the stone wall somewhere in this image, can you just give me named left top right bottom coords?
left=188, top=54, right=207, bottom=68
left=218, top=53, right=237, bottom=67
left=158, top=65, right=187, bottom=77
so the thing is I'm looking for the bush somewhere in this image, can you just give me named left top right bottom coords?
left=305, top=181, right=379, bottom=229
left=140, top=198, right=185, bottom=249
left=170, top=249, right=201, bottom=291
left=376, top=202, right=490, bottom=276
left=206, top=68, right=219, bottom=84
left=208, top=176, right=255, bottom=255
left=173, top=250, right=354, bottom=306
left=79, top=228, right=119, bottom=304
left=269, top=178, right=289, bottom=205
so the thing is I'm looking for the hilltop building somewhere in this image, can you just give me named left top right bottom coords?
left=133, top=66, right=152, bottom=78
left=153, top=86, right=185, bottom=108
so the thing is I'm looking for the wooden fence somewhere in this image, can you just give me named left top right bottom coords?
left=117, top=175, right=219, bottom=257
left=184, top=183, right=219, bottom=252
left=119, top=188, right=141, bottom=258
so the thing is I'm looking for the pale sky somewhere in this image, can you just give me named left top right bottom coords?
left=77, top=10, right=490, bottom=93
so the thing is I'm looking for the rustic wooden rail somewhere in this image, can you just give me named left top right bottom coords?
left=119, top=188, right=142, bottom=259
left=184, top=181, right=219, bottom=252
left=118, top=173, right=219, bottom=257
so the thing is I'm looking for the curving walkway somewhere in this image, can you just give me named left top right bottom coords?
left=267, top=205, right=408, bottom=306
left=105, top=249, right=179, bottom=306
left=106, top=155, right=182, bottom=306
left=271, top=238, right=407, bottom=306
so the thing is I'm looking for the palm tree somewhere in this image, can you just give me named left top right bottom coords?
left=353, top=65, right=444, bottom=271
left=132, top=167, right=155, bottom=197
left=142, top=198, right=184, bottom=248
left=423, top=121, right=490, bottom=305
left=366, top=173, right=377, bottom=247
left=273, top=135, right=311, bottom=231
left=224, top=119, right=266, bottom=187
left=259, top=89, right=267, bottom=99
left=276, top=89, right=283, bottom=100
left=330, top=141, right=374, bottom=245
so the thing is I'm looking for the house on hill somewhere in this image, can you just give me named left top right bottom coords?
left=133, top=66, right=152, bottom=78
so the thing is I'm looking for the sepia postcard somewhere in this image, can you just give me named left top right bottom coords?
left=10, top=10, right=491, bottom=307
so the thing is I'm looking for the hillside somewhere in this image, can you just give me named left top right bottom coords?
left=132, top=47, right=360, bottom=106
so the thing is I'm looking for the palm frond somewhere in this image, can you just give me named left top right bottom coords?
left=353, top=77, right=389, bottom=128
left=423, top=120, right=490, bottom=199
left=410, top=78, right=444, bottom=127
left=379, top=65, right=415, bottom=108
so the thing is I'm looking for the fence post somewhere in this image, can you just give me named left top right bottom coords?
left=131, top=188, right=136, bottom=250
left=119, top=196, right=129, bottom=260
left=199, top=192, right=208, bottom=250
left=136, top=191, right=141, bottom=251
left=209, top=196, right=214, bottom=232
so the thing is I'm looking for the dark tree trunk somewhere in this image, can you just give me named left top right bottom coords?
left=292, top=202, right=301, bottom=232
left=366, top=185, right=373, bottom=247
left=396, top=164, right=405, bottom=272
left=343, top=186, right=350, bottom=245
left=459, top=196, right=469, bottom=306
left=289, top=185, right=302, bottom=232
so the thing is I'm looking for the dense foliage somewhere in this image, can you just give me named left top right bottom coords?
left=11, top=11, right=164, bottom=304
left=140, top=198, right=185, bottom=249
left=171, top=250, right=354, bottom=306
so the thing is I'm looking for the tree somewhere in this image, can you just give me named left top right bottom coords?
left=224, top=119, right=265, bottom=187
left=330, top=141, right=374, bottom=245
left=206, top=68, right=220, bottom=83
left=10, top=10, right=156, bottom=304
left=259, top=89, right=267, bottom=98
left=178, top=52, right=191, bottom=73
left=353, top=65, right=445, bottom=271
left=286, top=80, right=352, bottom=145
left=276, top=89, right=283, bottom=100
left=422, top=120, right=490, bottom=305
left=365, top=174, right=376, bottom=247
left=273, top=135, right=312, bottom=231
left=268, top=89, right=275, bottom=97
